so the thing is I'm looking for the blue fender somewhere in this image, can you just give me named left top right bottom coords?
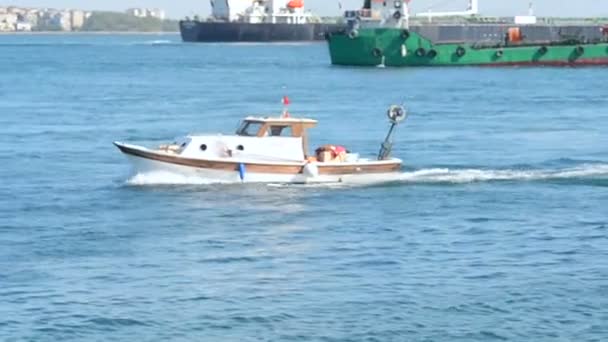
left=238, top=163, right=246, bottom=181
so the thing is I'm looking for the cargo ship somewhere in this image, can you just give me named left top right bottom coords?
left=326, top=0, right=608, bottom=66
left=179, top=0, right=341, bottom=42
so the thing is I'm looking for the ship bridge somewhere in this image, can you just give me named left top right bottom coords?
left=212, top=0, right=311, bottom=24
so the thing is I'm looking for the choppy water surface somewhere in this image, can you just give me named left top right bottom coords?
left=1, top=34, right=607, bottom=341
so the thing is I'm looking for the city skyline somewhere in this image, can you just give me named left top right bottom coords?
left=6, top=0, right=608, bottom=19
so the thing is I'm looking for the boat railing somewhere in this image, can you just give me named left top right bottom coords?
left=466, top=37, right=606, bottom=50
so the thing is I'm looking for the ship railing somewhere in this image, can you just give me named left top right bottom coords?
left=536, top=17, right=608, bottom=25
left=344, top=9, right=372, bottom=19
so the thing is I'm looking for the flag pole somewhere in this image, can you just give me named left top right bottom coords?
left=282, top=96, right=290, bottom=118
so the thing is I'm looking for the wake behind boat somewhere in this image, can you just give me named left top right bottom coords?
left=114, top=101, right=408, bottom=184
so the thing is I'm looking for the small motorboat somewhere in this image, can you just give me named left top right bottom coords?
left=114, top=103, right=408, bottom=184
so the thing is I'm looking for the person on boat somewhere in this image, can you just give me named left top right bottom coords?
left=315, top=145, right=347, bottom=162
left=333, top=145, right=347, bottom=162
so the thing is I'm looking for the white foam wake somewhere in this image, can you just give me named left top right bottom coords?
left=139, top=40, right=174, bottom=45
left=391, top=164, right=608, bottom=184
left=126, top=171, right=232, bottom=185
left=125, top=164, right=608, bottom=186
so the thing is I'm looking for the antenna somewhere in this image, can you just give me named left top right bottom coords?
left=403, top=0, right=411, bottom=28
left=528, top=1, right=534, bottom=16
left=469, top=0, right=479, bottom=15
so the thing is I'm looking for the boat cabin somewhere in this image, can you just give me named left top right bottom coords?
left=233, top=116, right=355, bottom=163
left=236, top=116, right=317, bottom=138
left=235, top=116, right=317, bottom=156
left=158, top=115, right=354, bottom=163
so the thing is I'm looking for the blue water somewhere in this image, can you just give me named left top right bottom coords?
left=1, top=33, right=608, bottom=341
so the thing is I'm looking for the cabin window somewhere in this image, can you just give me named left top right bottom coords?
left=237, top=122, right=264, bottom=136
left=268, top=125, right=293, bottom=137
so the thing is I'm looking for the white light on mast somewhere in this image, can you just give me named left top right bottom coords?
left=528, top=1, right=534, bottom=16
left=468, top=0, right=479, bottom=15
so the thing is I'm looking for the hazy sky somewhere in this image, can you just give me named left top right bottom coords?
left=7, top=0, right=608, bottom=19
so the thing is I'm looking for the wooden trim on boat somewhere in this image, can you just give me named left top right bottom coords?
left=115, top=143, right=401, bottom=175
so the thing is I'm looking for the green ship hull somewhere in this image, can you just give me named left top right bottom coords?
left=327, top=28, right=608, bottom=67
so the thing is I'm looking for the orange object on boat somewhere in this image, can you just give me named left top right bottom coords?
left=287, top=0, right=304, bottom=8
left=508, top=27, right=522, bottom=43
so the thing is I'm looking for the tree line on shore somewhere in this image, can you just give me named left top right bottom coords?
left=33, top=11, right=179, bottom=32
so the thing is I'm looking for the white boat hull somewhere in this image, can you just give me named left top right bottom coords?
left=124, top=153, right=304, bottom=183
left=116, top=142, right=402, bottom=184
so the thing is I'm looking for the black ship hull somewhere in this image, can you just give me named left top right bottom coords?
left=180, top=20, right=606, bottom=44
left=179, top=20, right=341, bottom=42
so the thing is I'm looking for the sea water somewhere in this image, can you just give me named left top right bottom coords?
left=1, top=33, right=607, bottom=341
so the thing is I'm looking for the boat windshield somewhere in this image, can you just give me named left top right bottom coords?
left=268, top=125, right=292, bottom=137
left=236, top=121, right=264, bottom=136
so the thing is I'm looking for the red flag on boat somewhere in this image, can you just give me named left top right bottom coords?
left=282, top=96, right=290, bottom=118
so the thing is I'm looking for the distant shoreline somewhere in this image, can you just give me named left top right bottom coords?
left=0, top=31, right=179, bottom=35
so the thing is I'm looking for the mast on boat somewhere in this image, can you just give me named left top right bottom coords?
left=378, top=105, right=408, bottom=161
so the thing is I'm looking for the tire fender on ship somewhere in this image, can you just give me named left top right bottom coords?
left=348, top=30, right=358, bottom=39
left=456, top=46, right=466, bottom=57
left=372, top=47, right=383, bottom=58
left=538, top=46, right=548, bottom=55
left=401, top=29, right=410, bottom=40
left=575, top=46, right=585, bottom=55
left=427, top=49, right=438, bottom=58
left=415, top=48, right=426, bottom=57
left=495, top=49, right=504, bottom=57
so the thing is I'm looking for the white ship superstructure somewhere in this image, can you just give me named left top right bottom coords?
left=211, top=0, right=311, bottom=24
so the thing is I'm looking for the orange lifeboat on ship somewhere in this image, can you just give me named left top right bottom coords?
left=287, top=0, right=304, bottom=9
